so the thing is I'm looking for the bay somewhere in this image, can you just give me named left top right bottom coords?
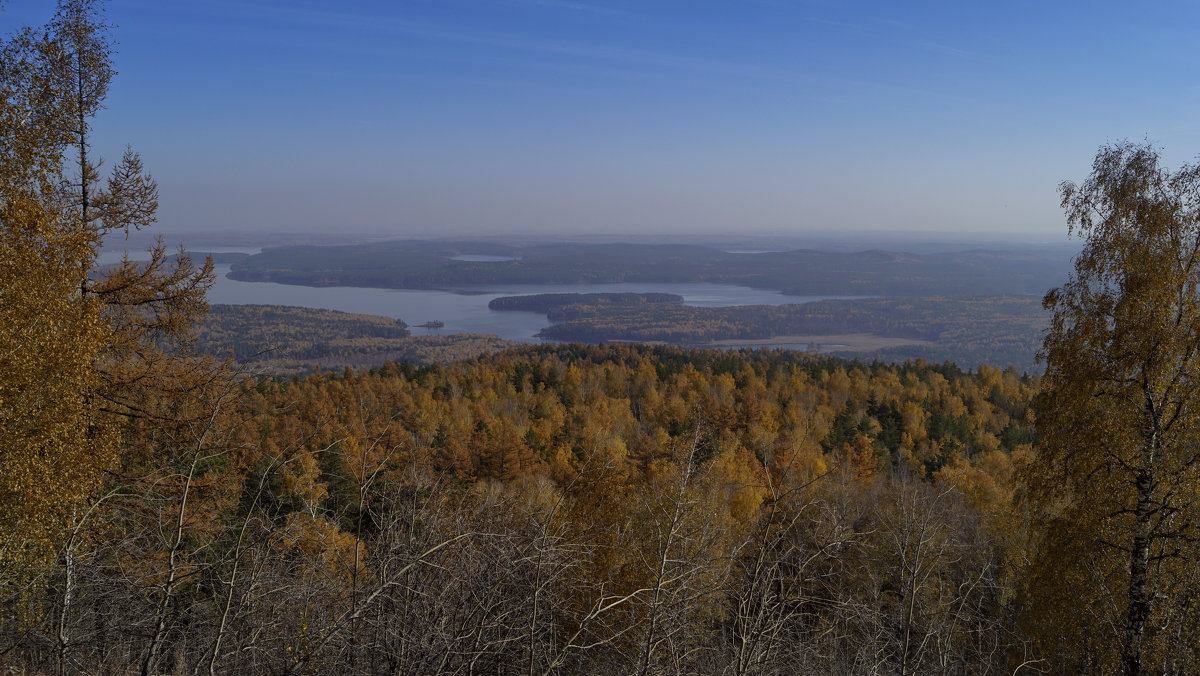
left=204, top=267, right=863, bottom=343
left=98, top=246, right=864, bottom=344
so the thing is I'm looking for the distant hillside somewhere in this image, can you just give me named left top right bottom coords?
left=227, top=240, right=1072, bottom=297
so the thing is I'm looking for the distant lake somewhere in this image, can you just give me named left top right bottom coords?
left=98, top=247, right=865, bottom=343
left=206, top=268, right=866, bottom=343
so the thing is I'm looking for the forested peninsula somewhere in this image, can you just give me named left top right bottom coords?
left=485, top=293, right=1047, bottom=373
left=196, top=305, right=519, bottom=376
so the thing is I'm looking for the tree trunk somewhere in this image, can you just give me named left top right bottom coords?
left=1121, top=467, right=1154, bottom=676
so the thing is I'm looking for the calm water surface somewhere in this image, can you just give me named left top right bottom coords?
left=99, top=247, right=862, bottom=343
left=205, top=267, right=861, bottom=342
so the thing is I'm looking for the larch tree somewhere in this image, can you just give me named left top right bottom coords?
left=1, top=1, right=227, bottom=661
left=1024, top=142, right=1200, bottom=674
left=0, top=0, right=116, bottom=592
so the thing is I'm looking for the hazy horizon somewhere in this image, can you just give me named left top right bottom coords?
left=9, top=1, right=1199, bottom=239
left=105, top=226, right=1078, bottom=259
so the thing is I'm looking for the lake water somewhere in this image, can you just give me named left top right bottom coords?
left=99, top=246, right=862, bottom=344
left=205, top=267, right=862, bottom=342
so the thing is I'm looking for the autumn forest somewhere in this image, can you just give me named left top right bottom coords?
left=6, top=3, right=1200, bottom=675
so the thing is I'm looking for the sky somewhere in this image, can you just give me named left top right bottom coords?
left=6, top=0, right=1200, bottom=242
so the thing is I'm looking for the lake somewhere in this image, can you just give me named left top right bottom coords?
left=99, top=247, right=864, bottom=344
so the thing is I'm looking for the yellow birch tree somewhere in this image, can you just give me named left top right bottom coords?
left=1023, top=142, right=1200, bottom=674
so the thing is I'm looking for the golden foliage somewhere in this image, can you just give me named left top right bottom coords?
left=0, top=193, right=115, bottom=577
left=1025, top=142, right=1200, bottom=672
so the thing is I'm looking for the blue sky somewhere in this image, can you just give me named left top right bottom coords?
left=6, top=0, right=1200, bottom=240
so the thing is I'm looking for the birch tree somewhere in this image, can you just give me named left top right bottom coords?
left=1025, top=141, right=1200, bottom=674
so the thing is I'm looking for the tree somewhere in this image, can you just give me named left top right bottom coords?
left=1024, top=141, right=1200, bottom=674
left=1, top=4, right=227, bottom=671
left=0, top=0, right=117, bottom=592
left=0, top=183, right=114, bottom=590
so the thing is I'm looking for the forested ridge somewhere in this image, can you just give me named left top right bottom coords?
left=227, top=240, right=1071, bottom=297
left=7, top=3, right=1200, bottom=674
